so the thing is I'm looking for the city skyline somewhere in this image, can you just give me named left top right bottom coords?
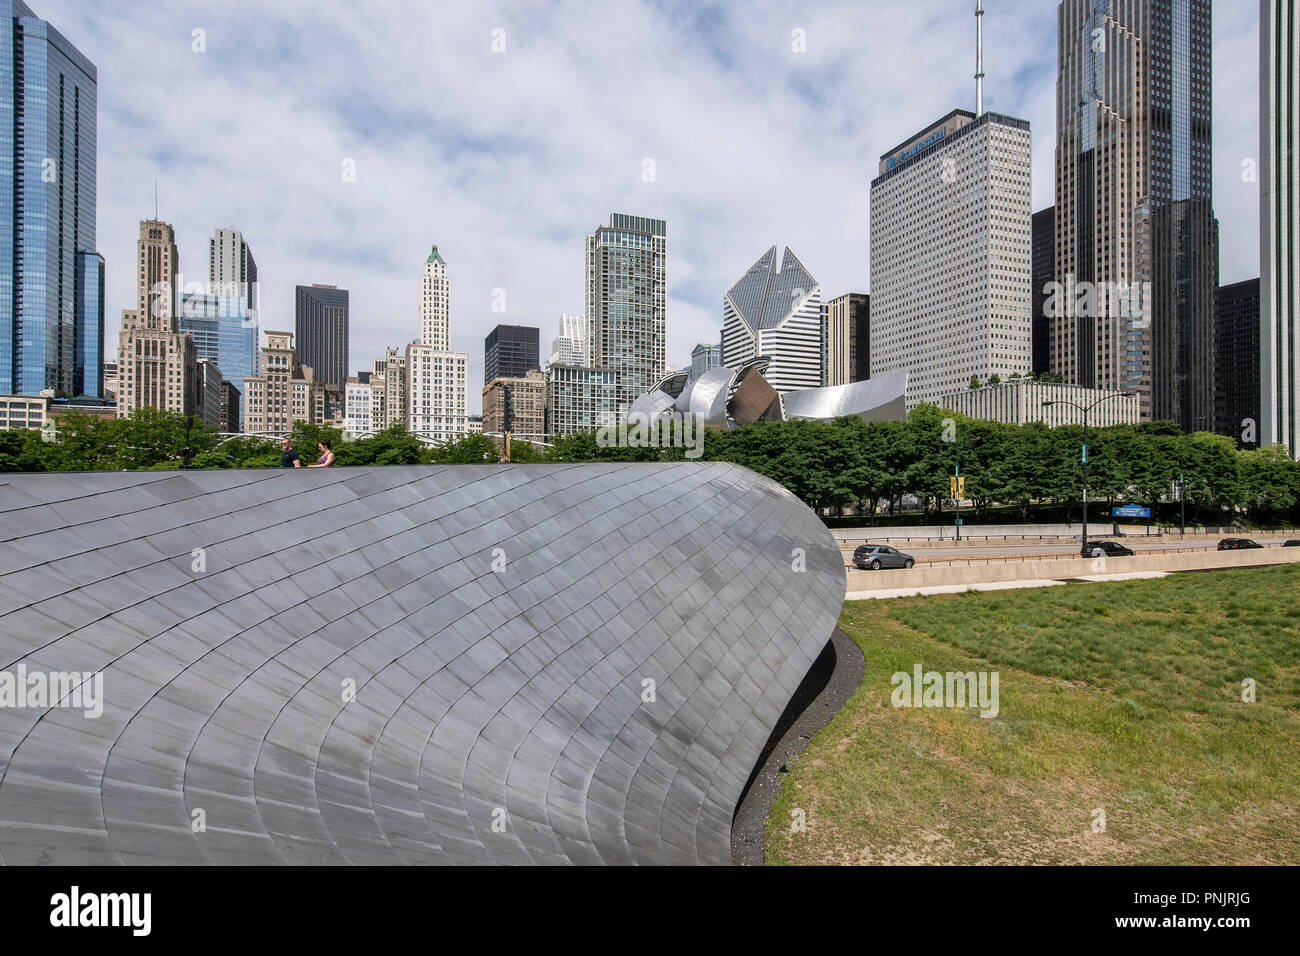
left=30, top=0, right=1260, bottom=415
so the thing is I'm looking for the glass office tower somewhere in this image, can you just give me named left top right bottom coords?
left=294, top=283, right=349, bottom=392
left=1054, top=0, right=1216, bottom=431
left=484, top=324, right=540, bottom=385
left=0, top=1, right=102, bottom=398
left=179, top=292, right=260, bottom=429
left=585, top=213, right=666, bottom=416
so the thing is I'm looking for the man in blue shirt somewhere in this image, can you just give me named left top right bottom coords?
left=280, top=437, right=301, bottom=468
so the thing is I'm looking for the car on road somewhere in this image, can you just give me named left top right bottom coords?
left=1284, top=540, right=1300, bottom=548
left=853, top=544, right=915, bottom=571
left=1081, top=540, right=1135, bottom=558
left=1218, top=538, right=1265, bottom=551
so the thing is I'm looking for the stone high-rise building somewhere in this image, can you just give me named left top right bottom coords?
left=420, top=246, right=450, bottom=350
left=1053, top=0, right=1217, bottom=430
left=825, top=293, right=870, bottom=387
left=406, top=246, right=467, bottom=443
left=242, top=331, right=320, bottom=436
left=116, top=220, right=197, bottom=419
left=481, top=368, right=545, bottom=438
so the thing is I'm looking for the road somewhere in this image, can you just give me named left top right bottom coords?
left=840, top=534, right=1298, bottom=563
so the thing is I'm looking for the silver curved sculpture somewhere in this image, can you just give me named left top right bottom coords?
left=782, top=370, right=909, bottom=423
left=0, top=463, right=844, bottom=865
left=631, top=363, right=908, bottom=430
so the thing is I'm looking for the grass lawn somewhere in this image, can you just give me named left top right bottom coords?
left=766, top=564, right=1300, bottom=865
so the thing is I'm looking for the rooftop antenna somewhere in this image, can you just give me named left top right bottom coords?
left=154, top=180, right=158, bottom=220
left=975, top=0, right=985, bottom=116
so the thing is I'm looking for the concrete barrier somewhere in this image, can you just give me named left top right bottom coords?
left=846, top=544, right=1300, bottom=593
left=830, top=524, right=1300, bottom=545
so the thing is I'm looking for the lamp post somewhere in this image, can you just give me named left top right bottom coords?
left=1043, top=392, right=1136, bottom=556
left=1176, top=465, right=1186, bottom=537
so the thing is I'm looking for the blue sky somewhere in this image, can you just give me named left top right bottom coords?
left=42, top=0, right=1259, bottom=413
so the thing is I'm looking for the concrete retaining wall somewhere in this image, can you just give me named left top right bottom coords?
left=829, top=524, right=1297, bottom=544
left=846, top=544, right=1300, bottom=592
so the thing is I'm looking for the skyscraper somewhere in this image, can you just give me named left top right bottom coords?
left=870, top=109, right=1033, bottom=409
left=0, top=1, right=103, bottom=398
left=1216, top=278, right=1261, bottom=446
left=721, top=246, right=824, bottom=392
left=242, top=331, right=318, bottom=437
left=585, top=213, right=666, bottom=415
left=419, top=246, right=450, bottom=350
left=689, top=343, right=722, bottom=383
left=178, top=290, right=259, bottom=430
left=824, top=293, right=870, bottom=387
left=1262, top=0, right=1299, bottom=456
left=115, top=220, right=197, bottom=419
left=484, top=324, right=540, bottom=385
left=209, top=228, right=258, bottom=311
left=549, top=313, right=587, bottom=368
left=406, top=246, right=467, bottom=443
left=294, top=284, right=349, bottom=392
left=1054, top=0, right=1217, bottom=431
left=1031, top=207, right=1055, bottom=377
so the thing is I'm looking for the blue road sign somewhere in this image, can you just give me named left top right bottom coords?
left=1112, top=504, right=1151, bottom=518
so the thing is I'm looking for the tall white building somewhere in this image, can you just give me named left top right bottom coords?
left=344, top=373, right=375, bottom=436
left=419, top=246, right=450, bottom=350
left=721, top=246, right=823, bottom=393
left=549, top=313, right=587, bottom=368
left=407, top=245, right=466, bottom=442
left=407, top=343, right=467, bottom=443
left=870, top=108, right=1033, bottom=409
left=1263, top=0, right=1299, bottom=457
left=209, top=228, right=258, bottom=311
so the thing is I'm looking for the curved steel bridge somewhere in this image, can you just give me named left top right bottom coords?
left=0, top=463, right=843, bottom=865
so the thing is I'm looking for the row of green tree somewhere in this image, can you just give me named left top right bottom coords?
left=2, top=405, right=1297, bottom=525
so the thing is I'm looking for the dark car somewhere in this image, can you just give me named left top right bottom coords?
left=1284, top=540, right=1300, bottom=548
left=1218, top=538, right=1265, bottom=551
left=853, top=544, right=915, bottom=571
left=1081, top=540, right=1135, bottom=559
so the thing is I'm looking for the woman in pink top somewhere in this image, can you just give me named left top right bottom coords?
left=308, top=438, right=336, bottom=468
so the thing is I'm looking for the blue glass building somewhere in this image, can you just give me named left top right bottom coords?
left=0, top=1, right=103, bottom=398
left=178, top=292, right=260, bottom=429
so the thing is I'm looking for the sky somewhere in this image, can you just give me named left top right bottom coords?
left=42, top=0, right=1260, bottom=414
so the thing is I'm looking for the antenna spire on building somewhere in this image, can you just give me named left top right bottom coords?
left=975, top=0, right=985, bottom=116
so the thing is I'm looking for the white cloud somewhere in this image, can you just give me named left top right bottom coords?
left=36, top=0, right=1259, bottom=411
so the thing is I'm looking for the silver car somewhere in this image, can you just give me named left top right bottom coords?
left=853, top=544, right=915, bottom=570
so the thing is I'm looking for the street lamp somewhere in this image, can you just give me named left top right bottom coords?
left=1043, top=392, right=1137, bottom=557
